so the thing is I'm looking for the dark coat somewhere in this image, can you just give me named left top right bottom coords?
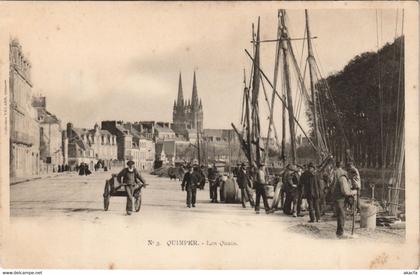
left=300, top=170, right=321, bottom=199
left=117, top=167, right=145, bottom=185
left=282, top=170, right=299, bottom=195
left=236, top=168, right=248, bottom=189
left=182, top=171, right=201, bottom=190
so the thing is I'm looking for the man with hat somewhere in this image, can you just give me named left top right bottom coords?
left=117, top=160, right=147, bottom=215
left=254, top=163, right=271, bottom=214
left=208, top=163, right=219, bottom=203
left=182, top=164, right=201, bottom=208
left=300, top=162, right=322, bottom=222
left=236, top=163, right=254, bottom=208
left=333, top=161, right=357, bottom=238
left=282, top=164, right=300, bottom=217
left=346, top=161, right=361, bottom=213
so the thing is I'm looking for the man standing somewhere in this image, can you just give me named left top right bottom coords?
left=254, top=163, right=271, bottom=214
left=117, top=160, right=146, bottom=215
left=182, top=165, right=201, bottom=208
left=347, top=162, right=361, bottom=213
left=301, top=163, right=321, bottom=223
left=236, top=163, right=254, bottom=208
left=283, top=164, right=300, bottom=217
left=333, top=161, right=357, bottom=238
left=208, top=164, right=219, bottom=203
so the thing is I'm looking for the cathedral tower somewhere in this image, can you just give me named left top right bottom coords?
left=171, top=71, right=203, bottom=138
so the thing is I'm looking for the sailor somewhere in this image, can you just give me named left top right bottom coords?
left=116, top=160, right=147, bottom=215
left=208, top=164, right=219, bottom=203
left=333, top=161, right=357, bottom=238
left=182, top=164, right=201, bottom=208
left=346, top=161, right=361, bottom=213
left=254, top=163, right=271, bottom=214
left=236, top=163, right=254, bottom=208
left=282, top=164, right=300, bottom=217
left=199, top=165, right=207, bottom=190
left=300, top=163, right=321, bottom=222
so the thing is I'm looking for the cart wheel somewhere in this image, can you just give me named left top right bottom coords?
left=103, top=181, right=111, bottom=211
left=135, top=194, right=142, bottom=212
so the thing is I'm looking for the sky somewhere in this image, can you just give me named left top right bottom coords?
left=0, top=2, right=404, bottom=135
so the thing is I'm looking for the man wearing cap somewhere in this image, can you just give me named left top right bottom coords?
left=254, top=163, right=271, bottom=214
left=300, top=163, right=321, bottom=222
left=117, top=160, right=146, bottom=215
left=236, top=163, right=254, bottom=208
left=333, top=161, right=357, bottom=238
left=182, top=165, right=201, bottom=208
left=208, top=163, right=219, bottom=203
left=347, top=162, right=361, bottom=213
left=282, top=164, right=300, bottom=217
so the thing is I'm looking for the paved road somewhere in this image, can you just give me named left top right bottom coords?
left=10, top=170, right=404, bottom=241
left=6, top=170, right=407, bottom=268
left=11, top=170, right=280, bottom=222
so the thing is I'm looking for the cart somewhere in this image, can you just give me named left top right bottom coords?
left=103, top=174, right=144, bottom=212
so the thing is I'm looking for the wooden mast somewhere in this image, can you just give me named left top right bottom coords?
left=305, top=9, right=321, bottom=162
left=265, top=10, right=282, bottom=164
left=280, top=10, right=297, bottom=164
left=252, top=18, right=262, bottom=167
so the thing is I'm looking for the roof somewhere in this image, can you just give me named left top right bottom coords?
left=37, top=108, right=60, bottom=124
left=155, top=125, right=175, bottom=134
left=116, top=125, right=131, bottom=136
left=70, top=128, right=91, bottom=151
left=88, top=129, right=114, bottom=136
left=73, top=128, right=89, bottom=136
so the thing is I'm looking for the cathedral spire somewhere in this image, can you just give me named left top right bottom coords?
left=177, top=72, right=184, bottom=107
left=191, top=71, right=199, bottom=109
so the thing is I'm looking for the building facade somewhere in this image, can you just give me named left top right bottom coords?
left=101, top=121, right=153, bottom=170
left=172, top=72, right=203, bottom=139
left=9, top=39, right=40, bottom=178
left=33, top=96, right=63, bottom=173
left=65, top=122, right=117, bottom=170
left=122, top=122, right=155, bottom=171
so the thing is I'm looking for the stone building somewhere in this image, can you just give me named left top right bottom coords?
left=32, top=96, right=63, bottom=173
left=122, top=122, right=155, bottom=171
left=134, top=121, right=176, bottom=141
left=65, top=123, right=96, bottom=170
left=172, top=72, right=203, bottom=139
left=9, top=39, right=40, bottom=178
left=101, top=121, right=144, bottom=170
left=64, top=122, right=117, bottom=170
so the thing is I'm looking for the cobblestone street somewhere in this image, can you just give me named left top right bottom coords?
left=4, top=170, right=407, bottom=268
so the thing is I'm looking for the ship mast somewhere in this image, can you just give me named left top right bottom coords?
left=279, top=10, right=297, bottom=164
left=305, top=10, right=321, bottom=163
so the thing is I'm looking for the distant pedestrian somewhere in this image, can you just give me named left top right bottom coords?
left=254, top=163, right=271, bottom=214
left=333, top=161, right=357, bottom=238
left=78, top=162, right=85, bottom=176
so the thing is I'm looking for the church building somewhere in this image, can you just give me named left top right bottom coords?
left=172, top=71, right=203, bottom=139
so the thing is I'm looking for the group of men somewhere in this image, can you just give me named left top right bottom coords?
left=116, top=157, right=361, bottom=238
left=280, top=159, right=361, bottom=238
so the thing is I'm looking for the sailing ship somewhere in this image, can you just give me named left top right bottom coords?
left=232, top=9, right=405, bottom=218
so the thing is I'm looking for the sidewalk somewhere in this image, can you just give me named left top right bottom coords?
left=10, top=172, right=71, bottom=185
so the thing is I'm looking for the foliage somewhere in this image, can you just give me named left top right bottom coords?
left=312, top=37, right=404, bottom=167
